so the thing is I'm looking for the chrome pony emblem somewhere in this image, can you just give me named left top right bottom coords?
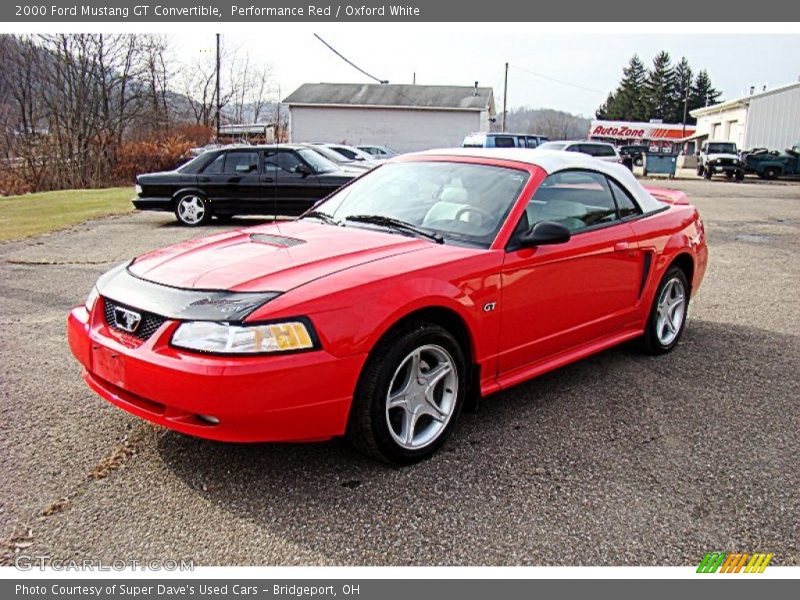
left=113, top=307, right=142, bottom=333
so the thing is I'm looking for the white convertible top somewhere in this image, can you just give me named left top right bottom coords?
left=413, top=148, right=665, bottom=212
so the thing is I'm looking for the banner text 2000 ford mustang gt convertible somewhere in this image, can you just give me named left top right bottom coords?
left=68, top=149, right=708, bottom=464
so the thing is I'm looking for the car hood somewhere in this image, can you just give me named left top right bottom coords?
left=128, top=220, right=430, bottom=292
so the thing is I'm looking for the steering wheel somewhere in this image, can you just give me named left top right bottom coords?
left=454, top=206, right=493, bottom=227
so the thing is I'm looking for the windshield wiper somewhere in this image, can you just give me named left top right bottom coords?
left=345, top=214, right=444, bottom=244
left=303, top=210, right=342, bottom=226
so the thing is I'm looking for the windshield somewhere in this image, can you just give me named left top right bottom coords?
left=307, top=161, right=529, bottom=248
left=297, top=148, right=339, bottom=174
left=309, top=145, right=351, bottom=164
left=536, top=141, right=569, bottom=151
left=708, top=143, right=737, bottom=154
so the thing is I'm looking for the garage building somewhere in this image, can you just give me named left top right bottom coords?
left=283, top=82, right=495, bottom=153
left=690, top=81, right=800, bottom=151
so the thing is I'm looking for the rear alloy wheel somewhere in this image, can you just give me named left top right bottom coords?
left=347, top=321, right=466, bottom=464
left=642, top=266, right=689, bottom=354
left=763, top=167, right=779, bottom=180
left=175, top=194, right=211, bottom=226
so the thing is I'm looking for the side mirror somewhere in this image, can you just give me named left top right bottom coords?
left=292, top=164, right=312, bottom=176
left=235, top=164, right=255, bottom=174
left=519, top=221, right=571, bottom=247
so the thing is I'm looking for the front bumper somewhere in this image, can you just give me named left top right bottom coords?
left=707, top=163, right=742, bottom=173
left=132, top=197, right=172, bottom=211
left=67, top=302, right=365, bottom=442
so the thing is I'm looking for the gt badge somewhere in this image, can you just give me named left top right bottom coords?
left=483, top=302, right=497, bottom=312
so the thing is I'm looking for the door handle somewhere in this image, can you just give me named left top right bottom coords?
left=261, top=177, right=275, bottom=183
left=614, top=241, right=630, bottom=252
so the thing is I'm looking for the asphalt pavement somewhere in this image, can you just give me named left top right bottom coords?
left=0, top=176, right=797, bottom=566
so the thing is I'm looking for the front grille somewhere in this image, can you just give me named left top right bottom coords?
left=103, top=298, right=167, bottom=341
left=717, top=158, right=735, bottom=167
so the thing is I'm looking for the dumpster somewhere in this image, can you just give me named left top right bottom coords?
left=642, top=141, right=678, bottom=177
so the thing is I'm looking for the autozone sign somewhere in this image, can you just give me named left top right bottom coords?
left=590, top=120, right=695, bottom=140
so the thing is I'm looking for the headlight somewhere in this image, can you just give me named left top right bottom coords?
left=85, top=286, right=100, bottom=312
left=135, top=184, right=143, bottom=195
left=172, top=320, right=317, bottom=354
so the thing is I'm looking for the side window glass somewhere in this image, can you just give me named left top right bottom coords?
left=201, top=154, right=225, bottom=174
left=607, top=177, right=642, bottom=219
left=264, top=150, right=303, bottom=173
left=493, top=136, right=515, bottom=148
left=224, top=151, right=259, bottom=174
left=522, top=170, right=619, bottom=234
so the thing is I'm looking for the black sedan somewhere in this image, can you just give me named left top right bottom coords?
left=134, top=145, right=356, bottom=226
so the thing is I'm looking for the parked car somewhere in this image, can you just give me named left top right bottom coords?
left=303, top=144, right=375, bottom=173
left=70, top=149, right=707, bottom=464
left=696, top=141, right=745, bottom=181
left=324, top=143, right=380, bottom=163
left=744, top=142, right=800, bottom=179
left=462, top=132, right=549, bottom=149
left=537, top=140, right=629, bottom=168
left=134, top=145, right=355, bottom=226
left=358, top=145, right=399, bottom=160
left=619, top=144, right=648, bottom=167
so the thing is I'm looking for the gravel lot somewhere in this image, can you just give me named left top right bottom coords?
left=1, top=176, right=798, bottom=566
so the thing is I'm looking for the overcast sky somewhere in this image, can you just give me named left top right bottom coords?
left=172, top=28, right=800, bottom=118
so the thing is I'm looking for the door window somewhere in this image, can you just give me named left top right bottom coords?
left=519, top=170, right=620, bottom=234
left=493, top=136, right=515, bottom=148
left=264, top=150, right=303, bottom=173
left=201, top=153, right=226, bottom=174
left=224, top=151, right=259, bottom=174
left=607, top=177, right=642, bottom=219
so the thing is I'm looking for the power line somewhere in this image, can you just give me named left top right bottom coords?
left=313, top=34, right=388, bottom=84
left=509, top=64, right=603, bottom=94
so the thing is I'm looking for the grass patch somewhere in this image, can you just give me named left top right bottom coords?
left=0, top=186, right=135, bottom=242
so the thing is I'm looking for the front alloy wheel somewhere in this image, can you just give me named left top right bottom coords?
left=642, top=266, right=689, bottom=354
left=385, top=344, right=458, bottom=451
left=175, top=194, right=211, bottom=226
left=347, top=321, right=466, bottom=464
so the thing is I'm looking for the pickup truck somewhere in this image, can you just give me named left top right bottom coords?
left=744, top=143, right=800, bottom=179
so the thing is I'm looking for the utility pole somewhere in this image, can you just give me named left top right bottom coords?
left=502, top=62, right=508, bottom=132
left=215, top=33, right=221, bottom=141
left=681, top=78, right=690, bottom=139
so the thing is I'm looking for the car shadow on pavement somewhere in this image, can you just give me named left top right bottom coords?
left=156, top=320, right=799, bottom=566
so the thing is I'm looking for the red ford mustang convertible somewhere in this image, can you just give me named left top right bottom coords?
left=68, top=149, right=707, bottom=463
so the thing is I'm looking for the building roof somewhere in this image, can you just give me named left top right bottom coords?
left=690, top=81, right=800, bottom=117
left=283, top=83, right=494, bottom=112
left=409, top=148, right=665, bottom=212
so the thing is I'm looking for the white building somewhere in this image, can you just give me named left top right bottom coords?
left=690, top=81, right=800, bottom=151
left=283, top=83, right=495, bottom=153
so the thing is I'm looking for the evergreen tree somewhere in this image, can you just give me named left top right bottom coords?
left=644, top=51, right=676, bottom=121
left=597, top=54, right=648, bottom=120
left=595, top=53, right=722, bottom=125
left=688, top=70, right=722, bottom=122
left=670, top=57, right=693, bottom=124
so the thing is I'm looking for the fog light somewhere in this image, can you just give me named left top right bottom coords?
left=197, top=414, right=220, bottom=425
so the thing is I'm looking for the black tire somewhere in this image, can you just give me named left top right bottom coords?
left=697, top=165, right=704, bottom=177
left=763, top=167, right=779, bottom=180
left=735, top=170, right=745, bottom=182
left=703, top=168, right=712, bottom=180
left=641, top=266, right=690, bottom=355
left=174, top=193, right=212, bottom=226
left=346, top=321, right=467, bottom=464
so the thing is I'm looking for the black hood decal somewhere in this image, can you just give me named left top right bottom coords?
left=96, top=264, right=280, bottom=322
